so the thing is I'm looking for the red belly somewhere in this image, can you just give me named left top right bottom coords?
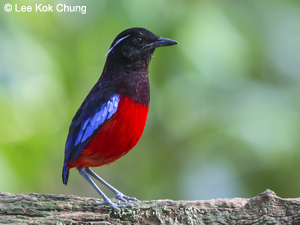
left=67, top=96, right=149, bottom=169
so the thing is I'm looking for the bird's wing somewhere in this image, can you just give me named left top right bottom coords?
left=64, top=93, right=120, bottom=164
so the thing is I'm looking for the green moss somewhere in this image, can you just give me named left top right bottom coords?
left=6, top=207, right=25, bottom=215
left=16, top=215, right=29, bottom=220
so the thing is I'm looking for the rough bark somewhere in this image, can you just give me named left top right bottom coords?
left=1, top=189, right=300, bottom=224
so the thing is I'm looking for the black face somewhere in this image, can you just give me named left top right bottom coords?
left=107, top=28, right=178, bottom=59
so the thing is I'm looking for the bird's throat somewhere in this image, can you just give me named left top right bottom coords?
left=101, top=56, right=151, bottom=106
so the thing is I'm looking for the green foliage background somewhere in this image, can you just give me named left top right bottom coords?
left=1, top=0, right=300, bottom=201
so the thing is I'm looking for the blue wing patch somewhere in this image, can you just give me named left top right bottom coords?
left=64, top=94, right=120, bottom=165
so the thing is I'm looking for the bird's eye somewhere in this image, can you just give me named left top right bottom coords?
left=133, top=37, right=144, bottom=45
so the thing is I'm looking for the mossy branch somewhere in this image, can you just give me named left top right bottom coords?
left=1, top=190, right=300, bottom=224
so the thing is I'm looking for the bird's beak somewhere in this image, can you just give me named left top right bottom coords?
left=144, top=37, right=178, bottom=50
left=152, top=37, right=178, bottom=48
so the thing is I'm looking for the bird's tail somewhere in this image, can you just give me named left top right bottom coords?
left=62, top=164, right=69, bottom=185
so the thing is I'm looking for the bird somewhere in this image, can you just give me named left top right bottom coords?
left=62, top=27, right=178, bottom=211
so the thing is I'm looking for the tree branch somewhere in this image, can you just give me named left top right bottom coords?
left=1, top=190, right=300, bottom=224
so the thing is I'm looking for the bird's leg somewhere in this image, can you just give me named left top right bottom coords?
left=78, top=168, right=132, bottom=211
left=85, top=167, right=139, bottom=202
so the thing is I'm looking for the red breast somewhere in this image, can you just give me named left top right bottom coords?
left=66, top=95, right=149, bottom=169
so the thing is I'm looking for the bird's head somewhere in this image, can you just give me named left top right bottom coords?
left=106, top=28, right=178, bottom=62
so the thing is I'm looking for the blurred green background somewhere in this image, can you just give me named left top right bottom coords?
left=1, top=0, right=300, bottom=202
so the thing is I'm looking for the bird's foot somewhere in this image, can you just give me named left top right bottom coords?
left=114, top=192, right=139, bottom=202
left=89, top=198, right=134, bottom=211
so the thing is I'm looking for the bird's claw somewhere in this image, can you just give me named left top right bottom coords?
left=88, top=198, right=106, bottom=206
left=88, top=198, right=135, bottom=211
left=114, top=192, right=139, bottom=202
